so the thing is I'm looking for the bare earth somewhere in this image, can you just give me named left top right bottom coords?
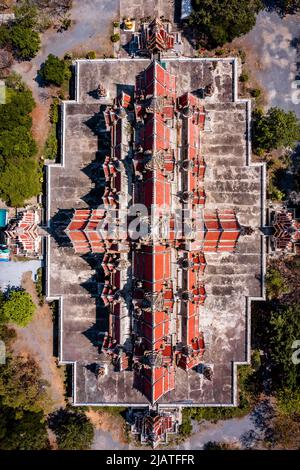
left=233, top=10, right=300, bottom=116
left=12, top=0, right=117, bottom=150
left=12, top=272, right=65, bottom=412
left=86, top=409, right=128, bottom=449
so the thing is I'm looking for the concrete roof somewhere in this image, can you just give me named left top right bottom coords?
left=47, top=58, right=265, bottom=407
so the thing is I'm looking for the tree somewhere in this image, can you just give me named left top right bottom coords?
left=272, top=0, right=300, bottom=16
left=14, top=1, right=39, bottom=29
left=267, top=304, right=300, bottom=390
left=0, top=407, right=49, bottom=450
left=0, top=155, right=41, bottom=207
left=266, top=267, right=290, bottom=300
left=0, top=355, right=49, bottom=413
left=9, top=25, right=41, bottom=59
left=0, top=25, right=9, bottom=48
left=277, top=388, right=300, bottom=415
left=0, top=127, right=37, bottom=159
left=179, top=409, right=193, bottom=437
left=0, top=290, right=36, bottom=327
left=0, top=2, right=42, bottom=59
left=39, top=54, right=71, bottom=86
left=0, top=87, right=35, bottom=132
left=189, top=0, right=263, bottom=48
left=0, top=79, right=40, bottom=207
left=253, top=108, right=300, bottom=155
left=49, top=408, right=94, bottom=450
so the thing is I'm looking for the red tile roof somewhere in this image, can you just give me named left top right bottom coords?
left=65, top=60, right=243, bottom=405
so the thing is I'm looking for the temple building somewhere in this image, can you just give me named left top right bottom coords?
left=270, top=209, right=300, bottom=253
left=129, top=407, right=181, bottom=448
left=5, top=209, right=41, bottom=258
left=127, top=17, right=183, bottom=57
left=46, top=47, right=266, bottom=445
left=65, top=60, right=244, bottom=405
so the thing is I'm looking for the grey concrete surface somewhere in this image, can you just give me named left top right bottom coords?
left=236, top=10, right=300, bottom=116
left=0, top=261, right=41, bottom=290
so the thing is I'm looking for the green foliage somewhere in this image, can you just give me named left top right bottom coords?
left=186, top=355, right=261, bottom=423
left=0, top=1, right=42, bottom=59
left=0, top=407, right=49, bottom=450
left=60, top=16, right=72, bottom=31
left=49, top=97, right=60, bottom=124
left=268, top=183, right=285, bottom=201
left=9, top=25, right=40, bottom=59
left=189, top=0, right=263, bottom=48
left=3, top=72, right=25, bottom=91
left=44, top=127, right=58, bottom=160
left=14, top=1, right=39, bottom=29
left=253, top=107, right=300, bottom=155
left=239, top=71, right=249, bottom=82
left=35, top=267, right=45, bottom=305
left=276, top=388, right=300, bottom=415
left=238, top=48, right=246, bottom=64
left=113, top=21, right=119, bottom=27
left=0, top=355, right=49, bottom=413
left=266, top=267, right=290, bottom=300
left=214, top=48, right=227, bottom=56
left=86, top=50, right=96, bottom=59
left=251, top=88, right=261, bottom=98
left=39, top=54, right=71, bottom=86
left=92, top=406, right=127, bottom=417
left=179, top=408, right=193, bottom=437
left=0, top=127, right=37, bottom=159
left=49, top=409, right=94, bottom=450
left=0, top=79, right=40, bottom=207
left=0, top=25, right=9, bottom=48
left=0, top=289, right=36, bottom=327
left=267, top=304, right=300, bottom=390
left=111, top=33, right=120, bottom=43
left=0, top=280, right=50, bottom=450
left=45, top=97, right=60, bottom=161
left=0, top=87, right=35, bottom=131
left=0, top=323, right=16, bottom=350
left=0, top=157, right=41, bottom=207
left=272, top=0, right=300, bottom=16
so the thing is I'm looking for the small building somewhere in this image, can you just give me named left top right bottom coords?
left=5, top=209, right=41, bottom=258
left=128, top=17, right=182, bottom=57
left=270, top=209, right=300, bottom=253
left=129, top=407, right=181, bottom=448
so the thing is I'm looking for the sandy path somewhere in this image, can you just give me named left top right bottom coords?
left=12, top=272, right=66, bottom=412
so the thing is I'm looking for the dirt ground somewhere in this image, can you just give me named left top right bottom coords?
left=232, top=10, right=300, bottom=116
left=12, top=0, right=116, bottom=152
left=86, top=409, right=127, bottom=445
left=12, top=272, right=66, bottom=412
